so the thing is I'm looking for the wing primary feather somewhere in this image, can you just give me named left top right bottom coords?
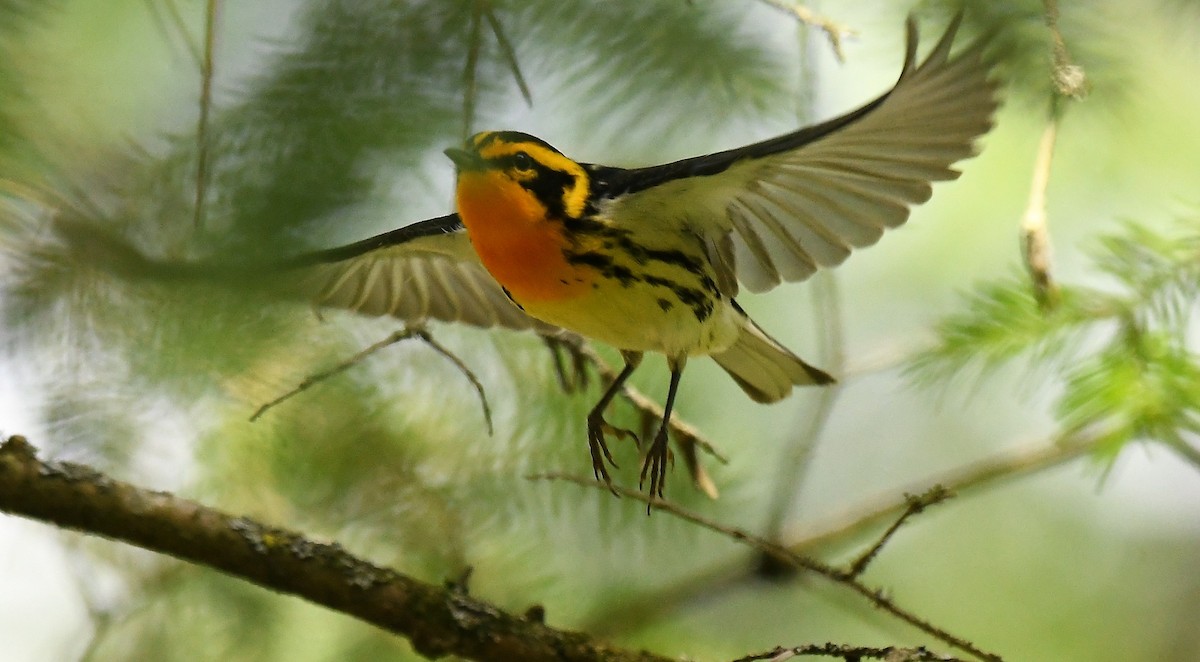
left=737, top=193, right=829, bottom=277
left=349, top=259, right=383, bottom=311
left=316, top=260, right=364, bottom=306
left=727, top=201, right=788, bottom=288
left=758, top=179, right=892, bottom=247
left=410, top=259, right=435, bottom=320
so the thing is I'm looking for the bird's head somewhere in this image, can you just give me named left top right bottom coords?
left=445, top=131, right=591, bottom=221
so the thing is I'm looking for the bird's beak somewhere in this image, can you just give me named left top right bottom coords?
left=444, top=147, right=483, bottom=172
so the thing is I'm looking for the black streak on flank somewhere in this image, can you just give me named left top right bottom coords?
left=642, top=274, right=713, bottom=322
left=698, top=274, right=719, bottom=295
left=565, top=251, right=638, bottom=286
left=634, top=245, right=704, bottom=272
left=559, top=217, right=706, bottom=276
left=562, top=215, right=626, bottom=239
left=565, top=249, right=715, bottom=321
left=657, top=298, right=674, bottom=311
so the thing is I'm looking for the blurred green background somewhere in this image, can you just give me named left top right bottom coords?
left=2, top=1, right=1199, bottom=660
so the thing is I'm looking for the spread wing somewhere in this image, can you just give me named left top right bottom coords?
left=284, top=213, right=540, bottom=330
left=599, top=14, right=999, bottom=294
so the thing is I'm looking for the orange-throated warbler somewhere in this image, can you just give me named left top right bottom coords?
left=291, top=15, right=998, bottom=499
left=57, top=15, right=997, bottom=500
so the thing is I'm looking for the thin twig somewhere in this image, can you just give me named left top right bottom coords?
left=533, top=473, right=1003, bottom=662
left=1021, top=0, right=1088, bottom=309
left=531, top=472, right=832, bottom=573
left=191, top=0, right=219, bottom=233
left=415, top=328, right=494, bottom=435
left=784, top=431, right=1099, bottom=553
left=249, top=327, right=493, bottom=434
left=1020, top=120, right=1060, bottom=310
left=583, top=430, right=1098, bottom=638
left=250, top=328, right=421, bottom=422
left=845, top=486, right=953, bottom=579
left=734, top=644, right=965, bottom=662
left=461, top=0, right=485, bottom=140
left=755, top=0, right=854, bottom=62
left=483, top=4, right=533, bottom=107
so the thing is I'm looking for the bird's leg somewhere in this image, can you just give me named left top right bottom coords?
left=640, top=356, right=685, bottom=506
left=587, top=350, right=642, bottom=493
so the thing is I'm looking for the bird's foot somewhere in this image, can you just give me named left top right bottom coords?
left=586, top=412, right=638, bottom=495
left=638, top=423, right=672, bottom=510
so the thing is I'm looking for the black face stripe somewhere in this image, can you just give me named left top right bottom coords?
left=476, top=147, right=584, bottom=220
left=517, top=165, right=578, bottom=220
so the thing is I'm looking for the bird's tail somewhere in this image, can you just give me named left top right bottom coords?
left=711, top=316, right=834, bottom=403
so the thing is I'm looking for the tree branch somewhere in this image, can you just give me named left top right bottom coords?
left=533, top=473, right=1002, bottom=662
left=784, top=430, right=1098, bottom=552
left=191, top=0, right=219, bottom=233
left=581, top=431, right=1097, bottom=641
left=1020, top=0, right=1090, bottom=309
left=249, top=326, right=493, bottom=434
left=755, top=0, right=854, bottom=62
left=0, top=435, right=675, bottom=662
left=734, top=644, right=965, bottom=662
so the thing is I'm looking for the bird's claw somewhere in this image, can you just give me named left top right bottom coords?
left=638, top=425, right=672, bottom=510
left=587, top=414, right=639, bottom=495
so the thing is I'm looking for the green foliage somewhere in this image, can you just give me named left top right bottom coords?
left=907, top=276, right=1099, bottom=384
left=0, top=0, right=55, bottom=157
left=507, top=0, right=792, bottom=143
left=912, top=220, right=1200, bottom=465
left=923, top=0, right=1131, bottom=110
left=3, top=2, right=1200, bottom=661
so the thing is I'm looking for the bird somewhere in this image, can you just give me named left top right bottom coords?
left=286, top=14, right=999, bottom=499
left=58, top=15, right=997, bottom=500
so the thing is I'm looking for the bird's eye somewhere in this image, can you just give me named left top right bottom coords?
left=512, top=152, right=533, bottom=170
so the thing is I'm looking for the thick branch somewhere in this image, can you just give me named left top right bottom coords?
left=0, top=435, right=673, bottom=662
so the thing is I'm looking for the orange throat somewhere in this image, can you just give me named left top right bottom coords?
left=455, top=171, right=592, bottom=303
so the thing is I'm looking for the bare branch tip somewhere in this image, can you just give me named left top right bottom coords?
left=417, top=331, right=494, bottom=435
